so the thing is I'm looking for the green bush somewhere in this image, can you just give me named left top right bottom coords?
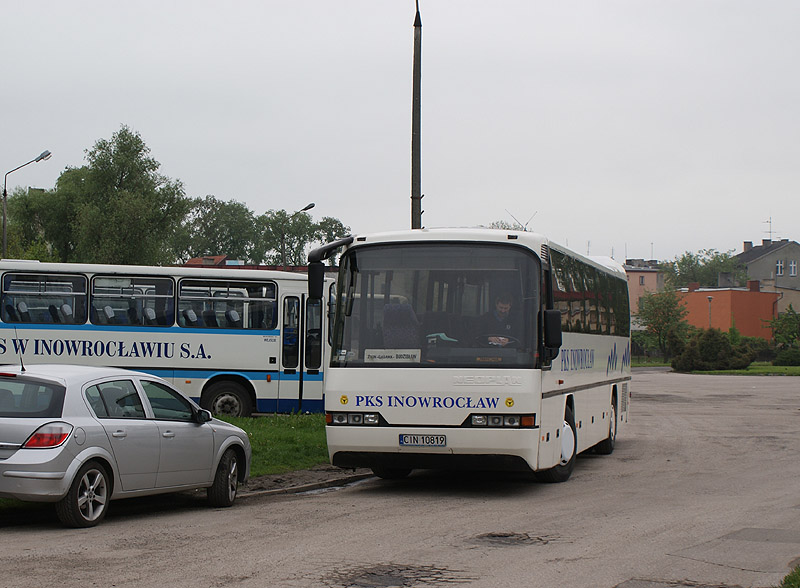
left=672, top=328, right=755, bottom=372
left=773, top=348, right=800, bottom=367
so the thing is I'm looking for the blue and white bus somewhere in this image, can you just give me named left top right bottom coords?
left=308, top=228, right=631, bottom=481
left=0, top=260, right=332, bottom=416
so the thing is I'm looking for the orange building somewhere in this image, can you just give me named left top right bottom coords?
left=679, top=281, right=779, bottom=340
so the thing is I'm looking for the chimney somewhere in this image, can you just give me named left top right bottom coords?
left=748, top=280, right=760, bottom=292
left=762, top=239, right=772, bottom=247
left=688, top=282, right=700, bottom=292
left=743, top=241, right=752, bottom=252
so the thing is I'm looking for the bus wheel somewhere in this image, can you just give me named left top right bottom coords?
left=203, top=381, right=253, bottom=417
left=535, top=406, right=576, bottom=483
left=595, top=400, right=617, bottom=455
left=372, top=466, right=411, bottom=480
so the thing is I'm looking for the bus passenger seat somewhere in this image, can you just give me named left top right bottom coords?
left=143, top=307, right=157, bottom=325
left=202, top=309, right=218, bottom=328
left=61, top=304, right=73, bottom=323
left=225, top=310, right=242, bottom=328
left=127, top=307, right=139, bottom=325
left=5, top=304, right=19, bottom=322
left=382, top=303, right=421, bottom=348
left=48, top=305, right=61, bottom=323
left=17, top=302, right=31, bottom=322
left=182, top=309, right=200, bottom=327
left=103, top=306, right=116, bottom=324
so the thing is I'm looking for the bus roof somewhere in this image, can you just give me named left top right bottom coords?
left=343, top=228, right=628, bottom=280
left=0, top=259, right=310, bottom=282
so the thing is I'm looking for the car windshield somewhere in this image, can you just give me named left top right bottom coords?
left=331, top=243, right=540, bottom=368
left=0, top=377, right=66, bottom=418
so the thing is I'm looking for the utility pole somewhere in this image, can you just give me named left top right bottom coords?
left=411, top=0, right=423, bottom=229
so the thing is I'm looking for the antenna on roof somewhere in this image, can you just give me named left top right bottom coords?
left=505, top=209, right=537, bottom=232
left=13, top=326, right=25, bottom=372
left=763, top=216, right=778, bottom=241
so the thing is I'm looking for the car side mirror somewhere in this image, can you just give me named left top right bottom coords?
left=196, top=409, right=213, bottom=424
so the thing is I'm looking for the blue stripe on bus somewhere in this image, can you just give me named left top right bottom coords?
left=0, top=323, right=281, bottom=336
left=137, top=368, right=323, bottom=381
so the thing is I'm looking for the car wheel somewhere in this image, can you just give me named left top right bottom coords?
left=208, top=449, right=239, bottom=507
left=371, top=466, right=411, bottom=480
left=203, top=381, right=253, bottom=417
left=595, top=399, right=617, bottom=455
left=535, top=406, right=577, bottom=483
left=55, top=461, right=110, bottom=528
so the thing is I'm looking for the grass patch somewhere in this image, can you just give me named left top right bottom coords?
left=692, top=362, right=800, bottom=376
left=632, top=358, right=670, bottom=367
left=779, top=565, right=800, bottom=588
left=217, top=413, right=328, bottom=477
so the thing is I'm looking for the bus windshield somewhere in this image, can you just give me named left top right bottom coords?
left=331, top=243, right=540, bottom=368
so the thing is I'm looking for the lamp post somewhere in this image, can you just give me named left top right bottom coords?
left=707, top=295, right=713, bottom=329
left=3, top=150, right=52, bottom=257
left=280, top=202, right=315, bottom=268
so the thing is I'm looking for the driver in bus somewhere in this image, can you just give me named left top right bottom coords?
left=478, top=292, right=519, bottom=347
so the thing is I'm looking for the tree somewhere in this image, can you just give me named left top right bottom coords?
left=660, top=249, right=747, bottom=289
left=10, top=125, right=191, bottom=265
left=256, top=209, right=317, bottom=266
left=315, top=216, right=351, bottom=265
left=177, top=196, right=257, bottom=262
left=636, top=290, right=689, bottom=359
left=672, top=328, right=754, bottom=372
left=769, top=304, right=800, bottom=350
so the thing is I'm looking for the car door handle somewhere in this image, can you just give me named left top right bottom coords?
left=112, top=430, right=127, bottom=438
left=162, top=431, right=175, bottom=438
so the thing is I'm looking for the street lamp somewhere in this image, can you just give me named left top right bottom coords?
left=707, top=295, right=713, bottom=329
left=3, top=150, right=52, bottom=257
left=280, top=202, right=315, bottom=268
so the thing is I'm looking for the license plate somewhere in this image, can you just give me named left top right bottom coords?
left=398, top=434, right=446, bottom=447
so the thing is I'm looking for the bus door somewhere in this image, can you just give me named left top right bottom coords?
left=277, top=294, right=325, bottom=413
left=278, top=295, right=301, bottom=412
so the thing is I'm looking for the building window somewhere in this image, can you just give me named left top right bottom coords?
left=639, top=276, right=645, bottom=286
left=776, top=259, right=785, bottom=277
left=790, top=260, right=797, bottom=277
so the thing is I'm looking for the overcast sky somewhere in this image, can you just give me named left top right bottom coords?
left=3, top=1, right=798, bottom=262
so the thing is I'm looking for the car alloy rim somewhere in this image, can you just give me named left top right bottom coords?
left=78, top=468, right=108, bottom=522
left=227, top=458, right=238, bottom=501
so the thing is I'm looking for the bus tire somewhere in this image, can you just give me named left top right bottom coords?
left=594, top=399, right=617, bottom=455
left=536, top=406, right=576, bottom=484
left=203, top=381, right=253, bottom=417
left=372, top=466, right=411, bottom=480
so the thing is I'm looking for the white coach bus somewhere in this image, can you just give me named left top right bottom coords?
left=307, top=228, right=631, bottom=481
left=0, top=260, right=332, bottom=416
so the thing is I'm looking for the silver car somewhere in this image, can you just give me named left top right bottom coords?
left=0, top=364, right=251, bottom=527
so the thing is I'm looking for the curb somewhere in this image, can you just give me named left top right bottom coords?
left=238, top=473, right=374, bottom=499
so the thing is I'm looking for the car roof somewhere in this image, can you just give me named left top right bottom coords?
left=0, top=364, right=149, bottom=387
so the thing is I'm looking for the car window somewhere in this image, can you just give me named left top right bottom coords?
left=86, top=380, right=145, bottom=419
left=0, top=379, right=66, bottom=418
left=141, top=380, right=194, bottom=421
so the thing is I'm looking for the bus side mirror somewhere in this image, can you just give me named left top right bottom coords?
left=544, top=309, right=562, bottom=350
left=308, top=261, right=325, bottom=300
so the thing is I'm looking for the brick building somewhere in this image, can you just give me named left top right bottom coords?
left=679, top=281, right=779, bottom=340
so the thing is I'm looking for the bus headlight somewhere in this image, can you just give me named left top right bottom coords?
left=326, top=412, right=381, bottom=426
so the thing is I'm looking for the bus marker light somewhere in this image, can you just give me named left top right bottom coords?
left=267, top=375, right=271, bottom=383
left=325, top=413, right=333, bottom=424
left=521, top=415, right=536, bottom=428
